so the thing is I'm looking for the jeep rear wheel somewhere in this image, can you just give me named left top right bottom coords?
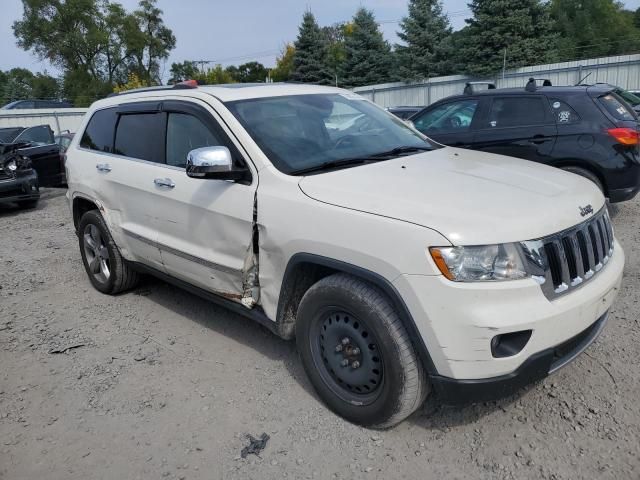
left=78, top=210, right=139, bottom=294
left=296, top=273, right=429, bottom=428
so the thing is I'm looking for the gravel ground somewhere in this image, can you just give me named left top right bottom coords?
left=1, top=189, right=639, bottom=480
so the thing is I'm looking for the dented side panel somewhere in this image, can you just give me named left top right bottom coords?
left=254, top=169, right=450, bottom=324
left=152, top=171, right=257, bottom=302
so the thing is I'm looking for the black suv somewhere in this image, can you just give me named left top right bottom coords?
left=409, top=79, right=640, bottom=203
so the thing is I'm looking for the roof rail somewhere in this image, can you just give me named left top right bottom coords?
left=107, top=80, right=198, bottom=98
left=525, top=77, right=552, bottom=92
left=463, top=81, right=496, bottom=95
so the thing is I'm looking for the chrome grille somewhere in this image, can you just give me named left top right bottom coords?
left=0, top=167, right=10, bottom=181
left=521, top=207, right=614, bottom=300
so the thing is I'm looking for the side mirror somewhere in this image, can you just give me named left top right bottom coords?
left=186, top=146, right=247, bottom=180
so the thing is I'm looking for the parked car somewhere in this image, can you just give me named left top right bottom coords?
left=0, top=125, right=66, bottom=187
left=55, top=131, right=75, bottom=152
left=0, top=142, right=40, bottom=209
left=66, top=83, right=624, bottom=428
left=409, top=79, right=640, bottom=203
left=612, top=87, right=640, bottom=114
left=1, top=99, right=73, bottom=109
left=386, top=106, right=424, bottom=120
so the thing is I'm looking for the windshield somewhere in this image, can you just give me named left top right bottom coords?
left=0, top=127, right=24, bottom=143
left=226, top=93, right=438, bottom=174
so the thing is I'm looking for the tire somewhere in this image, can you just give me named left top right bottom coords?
left=17, top=200, right=38, bottom=209
left=561, top=166, right=604, bottom=193
left=296, top=273, right=429, bottom=428
left=78, top=209, right=139, bottom=294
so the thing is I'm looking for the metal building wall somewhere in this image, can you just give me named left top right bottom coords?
left=0, top=109, right=88, bottom=135
left=352, top=54, right=640, bottom=107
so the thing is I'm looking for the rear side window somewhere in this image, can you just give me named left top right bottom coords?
left=549, top=99, right=580, bottom=124
left=80, top=108, right=118, bottom=152
left=166, top=113, right=225, bottom=167
left=598, top=93, right=636, bottom=121
left=114, top=113, right=165, bottom=163
left=487, top=97, right=548, bottom=128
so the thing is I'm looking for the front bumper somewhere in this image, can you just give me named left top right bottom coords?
left=608, top=184, right=639, bottom=203
left=0, top=171, right=40, bottom=205
left=394, top=238, right=624, bottom=384
left=430, top=312, right=608, bottom=404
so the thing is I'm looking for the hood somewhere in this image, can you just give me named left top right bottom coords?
left=298, top=147, right=605, bottom=245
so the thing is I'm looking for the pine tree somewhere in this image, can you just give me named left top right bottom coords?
left=291, top=12, right=332, bottom=84
left=396, top=0, right=452, bottom=80
left=341, top=8, right=395, bottom=88
left=458, top=0, right=557, bottom=77
left=550, top=0, right=640, bottom=60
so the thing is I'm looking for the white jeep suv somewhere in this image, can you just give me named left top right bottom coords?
left=66, top=83, right=624, bottom=428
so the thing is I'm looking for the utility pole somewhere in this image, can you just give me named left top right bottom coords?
left=502, top=49, right=507, bottom=83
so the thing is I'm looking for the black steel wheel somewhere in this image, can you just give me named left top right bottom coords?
left=313, top=309, right=384, bottom=406
left=297, top=273, right=429, bottom=428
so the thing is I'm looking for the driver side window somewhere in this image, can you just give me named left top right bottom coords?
left=413, top=99, right=479, bottom=134
left=166, top=113, right=225, bottom=168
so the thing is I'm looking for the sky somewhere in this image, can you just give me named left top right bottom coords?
left=2, top=0, right=640, bottom=81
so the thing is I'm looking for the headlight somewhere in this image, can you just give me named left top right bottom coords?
left=6, top=159, right=17, bottom=171
left=429, top=244, right=528, bottom=282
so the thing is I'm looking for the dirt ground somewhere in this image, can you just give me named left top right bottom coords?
left=1, top=188, right=639, bottom=480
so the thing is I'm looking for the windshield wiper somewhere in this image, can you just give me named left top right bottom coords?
left=369, top=145, right=433, bottom=157
left=289, top=146, right=432, bottom=176
left=290, top=158, right=382, bottom=176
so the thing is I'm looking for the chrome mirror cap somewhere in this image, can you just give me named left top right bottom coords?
left=186, top=146, right=232, bottom=171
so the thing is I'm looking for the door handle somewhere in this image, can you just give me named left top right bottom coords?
left=529, top=135, right=548, bottom=145
left=154, top=178, right=175, bottom=188
left=96, top=163, right=112, bottom=172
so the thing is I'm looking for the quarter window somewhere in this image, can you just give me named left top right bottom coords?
left=412, top=99, right=479, bottom=134
left=166, top=113, right=225, bottom=168
left=487, top=97, right=548, bottom=128
left=549, top=99, right=580, bottom=124
left=80, top=108, right=118, bottom=152
left=114, top=113, right=165, bottom=163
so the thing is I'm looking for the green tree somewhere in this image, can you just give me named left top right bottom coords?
left=271, top=44, right=296, bottom=82
left=129, top=0, right=176, bottom=85
left=550, top=0, right=640, bottom=60
left=228, top=61, right=268, bottom=83
left=396, top=0, right=452, bottom=80
left=30, top=72, right=60, bottom=99
left=0, top=68, right=61, bottom=105
left=13, top=0, right=176, bottom=102
left=193, top=65, right=235, bottom=85
left=168, top=61, right=199, bottom=84
left=458, top=0, right=557, bottom=77
left=323, top=23, right=347, bottom=86
left=13, top=0, right=105, bottom=75
left=341, top=8, right=394, bottom=87
left=291, top=11, right=332, bottom=84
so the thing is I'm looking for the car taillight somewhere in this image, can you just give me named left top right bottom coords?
left=607, top=127, right=639, bottom=145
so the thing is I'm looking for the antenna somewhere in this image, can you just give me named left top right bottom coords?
left=576, top=71, right=592, bottom=86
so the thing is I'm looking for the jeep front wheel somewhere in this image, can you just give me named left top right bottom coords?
left=296, top=273, right=429, bottom=428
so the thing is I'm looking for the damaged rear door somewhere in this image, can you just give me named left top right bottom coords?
left=153, top=99, right=258, bottom=305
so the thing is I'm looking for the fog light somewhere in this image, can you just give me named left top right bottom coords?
left=491, top=330, right=532, bottom=358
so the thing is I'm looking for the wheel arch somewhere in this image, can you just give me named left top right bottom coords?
left=276, top=253, right=438, bottom=375
left=551, top=159, right=607, bottom=195
left=71, top=195, right=100, bottom=233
